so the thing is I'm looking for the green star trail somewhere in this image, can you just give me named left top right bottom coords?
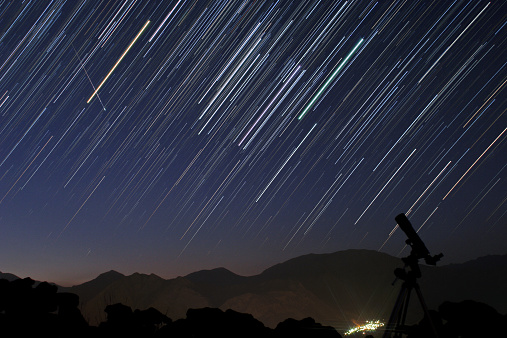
left=298, top=38, right=365, bottom=120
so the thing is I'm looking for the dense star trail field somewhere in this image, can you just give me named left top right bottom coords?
left=0, top=0, right=505, bottom=285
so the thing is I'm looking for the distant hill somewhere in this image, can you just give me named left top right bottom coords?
left=4, top=249, right=506, bottom=332
left=0, top=271, right=59, bottom=287
left=68, top=271, right=212, bottom=326
left=420, top=254, right=507, bottom=315
left=66, top=270, right=125, bottom=300
left=0, top=271, right=20, bottom=281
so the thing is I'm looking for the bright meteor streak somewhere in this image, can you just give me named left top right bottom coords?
left=87, top=20, right=151, bottom=103
left=298, top=38, right=364, bottom=120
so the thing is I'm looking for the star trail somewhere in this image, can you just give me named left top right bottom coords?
left=0, top=0, right=505, bottom=285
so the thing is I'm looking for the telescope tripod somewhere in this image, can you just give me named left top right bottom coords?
left=382, top=271, right=439, bottom=338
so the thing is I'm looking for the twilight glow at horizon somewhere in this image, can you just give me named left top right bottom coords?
left=0, top=0, right=505, bottom=285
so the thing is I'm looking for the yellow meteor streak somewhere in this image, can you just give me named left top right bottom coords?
left=87, top=20, right=150, bottom=103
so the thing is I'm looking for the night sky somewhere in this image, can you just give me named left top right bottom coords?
left=0, top=0, right=505, bottom=286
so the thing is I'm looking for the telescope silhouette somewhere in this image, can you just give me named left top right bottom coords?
left=383, top=213, right=443, bottom=338
left=395, top=213, right=443, bottom=266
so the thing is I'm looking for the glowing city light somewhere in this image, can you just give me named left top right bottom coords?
left=344, top=320, right=385, bottom=335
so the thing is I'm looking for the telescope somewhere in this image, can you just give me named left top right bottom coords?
left=395, top=213, right=443, bottom=266
left=383, top=213, right=444, bottom=338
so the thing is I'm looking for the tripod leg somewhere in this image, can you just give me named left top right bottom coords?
left=413, top=284, right=439, bottom=338
left=383, top=284, right=408, bottom=338
left=395, top=287, right=412, bottom=338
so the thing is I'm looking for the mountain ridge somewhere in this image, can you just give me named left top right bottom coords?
left=3, top=249, right=506, bottom=330
left=71, top=249, right=507, bottom=328
left=0, top=271, right=20, bottom=281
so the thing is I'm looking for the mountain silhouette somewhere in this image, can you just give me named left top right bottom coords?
left=419, top=254, right=507, bottom=315
left=184, top=267, right=250, bottom=306
left=0, top=271, right=21, bottom=281
left=8, top=249, right=505, bottom=330
left=66, top=270, right=125, bottom=299
left=185, top=267, right=246, bottom=284
left=69, top=271, right=211, bottom=325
